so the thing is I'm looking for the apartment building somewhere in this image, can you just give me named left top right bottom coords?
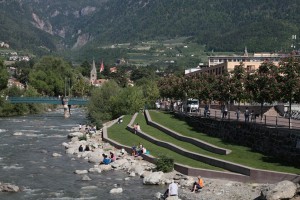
left=186, top=51, right=286, bottom=76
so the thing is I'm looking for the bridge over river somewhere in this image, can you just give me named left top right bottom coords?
left=7, top=97, right=88, bottom=118
left=7, top=96, right=88, bottom=105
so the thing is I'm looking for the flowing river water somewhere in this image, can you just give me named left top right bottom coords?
left=0, top=108, right=163, bottom=200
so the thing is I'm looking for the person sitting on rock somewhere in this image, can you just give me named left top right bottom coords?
left=162, top=180, right=178, bottom=199
left=110, top=152, right=116, bottom=162
left=191, top=176, right=204, bottom=192
left=131, top=145, right=137, bottom=156
left=78, top=145, right=83, bottom=152
left=141, top=146, right=147, bottom=154
left=120, top=148, right=125, bottom=156
left=85, top=145, right=90, bottom=151
left=100, top=153, right=111, bottom=165
left=136, top=144, right=144, bottom=156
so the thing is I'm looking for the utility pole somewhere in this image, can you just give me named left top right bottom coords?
left=64, top=77, right=67, bottom=97
left=291, top=34, right=297, bottom=50
left=68, top=78, right=71, bottom=97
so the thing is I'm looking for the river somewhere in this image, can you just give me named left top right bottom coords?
left=0, top=108, right=163, bottom=200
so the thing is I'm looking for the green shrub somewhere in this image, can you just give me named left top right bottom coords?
left=155, top=155, right=174, bottom=173
left=78, top=134, right=87, bottom=141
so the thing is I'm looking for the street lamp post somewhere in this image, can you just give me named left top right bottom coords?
left=64, top=77, right=67, bottom=97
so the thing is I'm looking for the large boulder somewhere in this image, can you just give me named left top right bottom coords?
left=111, top=159, right=128, bottom=169
left=129, top=164, right=145, bottom=176
left=66, top=147, right=77, bottom=155
left=0, top=183, right=20, bottom=192
left=154, top=192, right=162, bottom=199
left=80, top=151, right=91, bottom=159
left=179, top=176, right=195, bottom=188
left=62, top=142, right=69, bottom=148
left=74, top=170, right=88, bottom=174
left=88, top=167, right=102, bottom=173
left=68, top=132, right=84, bottom=138
left=143, top=171, right=164, bottom=185
left=52, top=153, right=62, bottom=157
left=141, top=171, right=151, bottom=178
left=109, top=188, right=123, bottom=194
left=99, top=164, right=112, bottom=171
left=87, top=149, right=104, bottom=163
left=82, top=175, right=92, bottom=181
left=261, top=180, right=297, bottom=200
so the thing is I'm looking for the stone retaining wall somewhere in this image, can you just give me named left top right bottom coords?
left=175, top=113, right=300, bottom=164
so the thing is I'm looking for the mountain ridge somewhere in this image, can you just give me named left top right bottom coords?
left=0, top=0, right=299, bottom=56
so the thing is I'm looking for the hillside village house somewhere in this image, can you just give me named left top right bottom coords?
left=0, top=41, right=9, bottom=48
left=91, top=79, right=108, bottom=87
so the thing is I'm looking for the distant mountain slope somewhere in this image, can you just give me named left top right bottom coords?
left=0, top=0, right=299, bottom=54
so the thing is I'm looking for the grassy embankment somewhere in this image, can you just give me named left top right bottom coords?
left=148, top=110, right=300, bottom=174
left=107, top=111, right=300, bottom=174
left=107, top=114, right=223, bottom=171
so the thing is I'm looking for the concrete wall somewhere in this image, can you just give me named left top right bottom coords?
left=177, top=113, right=300, bottom=164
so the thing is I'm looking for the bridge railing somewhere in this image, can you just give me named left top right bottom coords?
left=7, top=97, right=88, bottom=105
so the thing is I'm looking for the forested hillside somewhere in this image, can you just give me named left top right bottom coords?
left=0, top=0, right=299, bottom=55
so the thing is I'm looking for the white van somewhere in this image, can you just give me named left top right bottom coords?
left=186, top=98, right=199, bottom=112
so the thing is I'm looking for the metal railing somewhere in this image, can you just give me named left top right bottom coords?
left=6, top=96, right=88, bottom=105
left=173, top=108, right=300, bottom=130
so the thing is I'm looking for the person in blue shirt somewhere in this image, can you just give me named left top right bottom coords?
left=100, top=153, right=111, bottom=165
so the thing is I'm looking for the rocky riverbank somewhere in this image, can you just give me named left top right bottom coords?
left=62, top=126, right=300, bottom=200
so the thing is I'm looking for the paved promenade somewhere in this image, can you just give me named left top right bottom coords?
left=191, top=108, right=300, bottom=131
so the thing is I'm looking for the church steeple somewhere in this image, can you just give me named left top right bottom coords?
left=90, top=59, right=97, bottom=84
left=244, top=46, right=248, bottom=57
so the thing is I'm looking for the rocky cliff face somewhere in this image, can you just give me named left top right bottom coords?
left=72, top=33, right=93, bottom=49
left=31, top=4, right=98, bottom=47
left=2, top=0, right=106, bottom=51
left=31, top=13, right=53, bottom=35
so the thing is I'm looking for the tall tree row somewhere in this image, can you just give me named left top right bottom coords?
left=157, top=55, right=300, bottom=110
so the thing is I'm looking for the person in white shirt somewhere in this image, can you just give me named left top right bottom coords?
left=168, top=180, right=178, bottom=196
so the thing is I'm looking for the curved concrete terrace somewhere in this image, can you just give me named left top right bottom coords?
left=102, top=113, right=300, bottom=184
left=145, top=110, right=231, bottom=155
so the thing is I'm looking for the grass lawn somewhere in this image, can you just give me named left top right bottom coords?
left=107, top=114, right=223, bottom=171
left=148, top=110, right=300, bottom=174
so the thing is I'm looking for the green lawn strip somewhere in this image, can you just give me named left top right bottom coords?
left=135, top=113, right=223, bottom=157
left=148, top=110, right=300, bottom=174
left=107, top=115, right=223, bottom=171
